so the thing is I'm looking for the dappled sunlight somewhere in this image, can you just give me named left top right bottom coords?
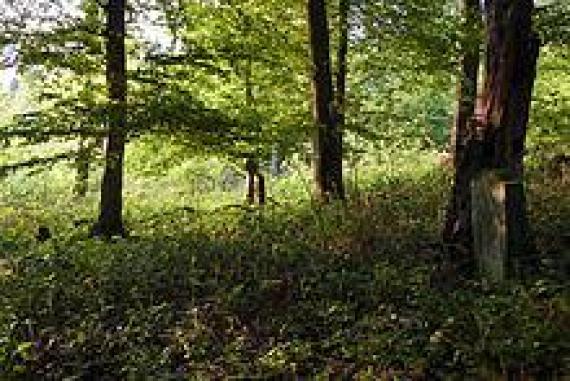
left=0, top=0, right=568, bottom=378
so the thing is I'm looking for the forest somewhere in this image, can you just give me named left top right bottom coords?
left=0, top=0, right=568, bottom=379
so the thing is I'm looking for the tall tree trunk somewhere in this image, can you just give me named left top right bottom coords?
left=443, top=0, right=482, bottom=247
left=449, top=0, right=482, bottom=157
left=479, top=0, right=539, bottom=265
left=91, top=0, right=127, bottom=237
left=243, top=60, right=265, bottom=205
left=308, top=0, right=344, bottom=201
left=445, top=0, right=540, bottom=266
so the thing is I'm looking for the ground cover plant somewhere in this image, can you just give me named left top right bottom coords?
left=0, top=150, right=568, bottom=379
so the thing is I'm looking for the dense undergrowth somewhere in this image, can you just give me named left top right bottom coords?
left=0, top=151, right=568, bottom=379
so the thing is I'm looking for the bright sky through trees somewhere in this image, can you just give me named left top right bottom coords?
left=1, top=44, right=17, bottom=93
left=0, top=0, right=171, bottom=94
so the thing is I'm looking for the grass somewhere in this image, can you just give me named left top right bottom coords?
left=0, top=148, right=568, bottom=379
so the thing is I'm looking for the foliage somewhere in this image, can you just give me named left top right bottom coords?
left=527, top=46, right=570, bottom=162
left=0, top=0, right=568, bottom=378
left=0, top=149, right=568, bottom=378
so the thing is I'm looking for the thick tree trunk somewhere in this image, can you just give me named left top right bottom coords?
left=479, top=0, right=539, bottom=267
left=443, top=0, right=482, bottom=247
left=91, top=0, right=126, bottom=238
left=445, top=0, right=540, bottom=271
left=308, top=0, right=344, bottom=201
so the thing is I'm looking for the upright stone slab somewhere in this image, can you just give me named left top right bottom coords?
left=471, top=170, right=509, bottom=282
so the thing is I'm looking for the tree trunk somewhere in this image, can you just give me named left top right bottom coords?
left=443, top=0, right=482, bottom=248
left=245, top=158, right=265, bottom=206
left=445, top=0, right=540, bottom=272
left=258, top=173, right=266, bottom=205
left=479, top=0, right=539, bottom=268
left=308, top=0, right=344, bottom=201
left=246, top=158, right=257, bottom=205
left=448, top=0, right=482, bottom=156
left=243, top=60, right=265, bottom=206
left=75, top=137, right=90, bottom=197
left=91, top=0, right=126, bottom=238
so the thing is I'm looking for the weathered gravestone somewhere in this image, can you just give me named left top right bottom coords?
left=471, top=169, right=522, bottom=283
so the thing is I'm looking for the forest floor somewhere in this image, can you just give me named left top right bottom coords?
left=0, top=153, right=568, bottom=379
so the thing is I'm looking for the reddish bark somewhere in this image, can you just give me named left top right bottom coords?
left=444, top=0, right=482, bottom=247
left=444, top=0, right=540, bottom=264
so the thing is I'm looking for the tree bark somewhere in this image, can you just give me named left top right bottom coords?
left=91, top=0, right=127, bottom=238
left=445, top=0, right=540, bottom=269
left=308, top=0, right=344, bottom=201
left=258, top=172, right=266, bottom=205
left=443, top=0, right=482, bottom=248
left=448, top=0, right=482, bottom=156
left=479, top=0, right=539, bottom=266
left=246, top=158, right=257, bottom=205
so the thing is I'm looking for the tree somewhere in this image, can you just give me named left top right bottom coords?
left=0, top=0, right=108, bottom=184
left=446, top=0, right=540, bottom=266
left=443, top=0, right=482, bottom=248
left=479, top=0, right=539, bottom=259
left=244, top=59, right=266, bottom=205
left=145, top=0, right=309, bottom=184
left=91, top=0, right=127, bottom=237
left=308, top=0, right=344, bottom=201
